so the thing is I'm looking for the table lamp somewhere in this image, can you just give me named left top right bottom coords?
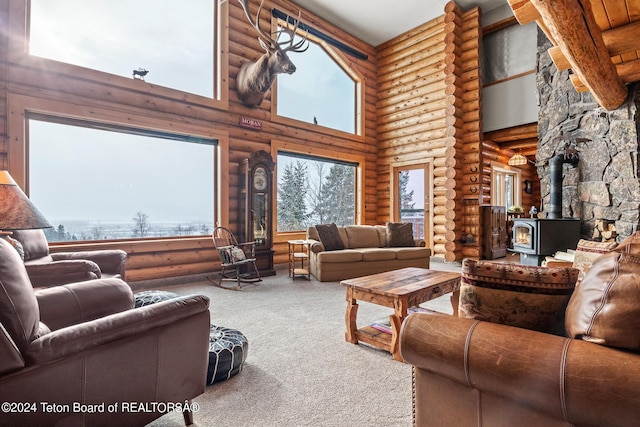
left=0, top=170, right=52, bottom=233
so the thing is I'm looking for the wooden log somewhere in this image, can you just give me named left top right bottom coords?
left=461, top=246, right=481, bottom=258
left=528, top=0, right=627, bottom=110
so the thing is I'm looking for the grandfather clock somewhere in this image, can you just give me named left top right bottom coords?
left=239, top=150, right=276, bottom=276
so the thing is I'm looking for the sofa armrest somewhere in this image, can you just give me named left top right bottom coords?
left=400, top=312, right=640, bottom=427
left=25, top=294, right=210, bottom=365
left=52, top=249, right=127, bottom=279
left=35, top=278, right=134, bottom=331
left=26, top=260, right=101, bottom=288
left=414, top=239, right=426, bottom=247
left=307, top=239, right=325, bottom=253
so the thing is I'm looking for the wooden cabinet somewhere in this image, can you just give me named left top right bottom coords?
left=481, top=205, right=507, bottom=259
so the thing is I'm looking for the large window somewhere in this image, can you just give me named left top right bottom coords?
left=277, top=152, right=356, bottom=232
left=29, top=0, right=216, bottom=98
left=276, top=34, right=357, bottom=134
left=28, top=117, right=216, bottom=242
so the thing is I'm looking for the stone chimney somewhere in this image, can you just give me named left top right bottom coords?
left=536, top=29, right=640, bottom=239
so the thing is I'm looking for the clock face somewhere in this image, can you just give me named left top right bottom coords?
left=253, top=166, right=268, bottom=191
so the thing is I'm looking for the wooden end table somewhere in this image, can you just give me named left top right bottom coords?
left=287, top=240, right=311, bottom=280
left=341, top=267, right=461, bottom=361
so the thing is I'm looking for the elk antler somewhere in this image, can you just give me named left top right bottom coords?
left=237, top=0, right=276, bottom=49
left=237, top=0, right=308, bottom=53
left=275, top=12, right=309, bottom=53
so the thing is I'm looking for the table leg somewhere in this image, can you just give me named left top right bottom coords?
left=390, top=297, right=408, bottom=361
left=450, top=289, right=460, bottom=317
left=345, top=288, right=359, bottom=344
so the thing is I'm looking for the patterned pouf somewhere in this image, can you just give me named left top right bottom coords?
left=134, top=290, right=180, bottom=308
left=207, top=324, right=248, bottom=385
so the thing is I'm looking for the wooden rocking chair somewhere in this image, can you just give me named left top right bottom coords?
left=209, top=226, right=261, bottom=290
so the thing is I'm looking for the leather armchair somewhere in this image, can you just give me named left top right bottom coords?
left=400, top=310, right=640, bottom=427
left=10, top=229, right=127, bottom=288
left=0, top=237, right=211, bottom=427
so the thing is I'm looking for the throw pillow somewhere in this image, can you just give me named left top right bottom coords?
left=565, top=232, right=640, bottom=350
left=230, top=246, right=246, bottom=262
left=386, top=222, right=414, bottom=247
left=572, top=239, right=617, bottom=284
left=459, top=259, right=578, bottom=334
left=315, top=223, right=345, bottom=251
left=4, top=235, right=25, bottom=261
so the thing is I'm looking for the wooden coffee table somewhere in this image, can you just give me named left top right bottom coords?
left=341, top=267, right=461, bottom=361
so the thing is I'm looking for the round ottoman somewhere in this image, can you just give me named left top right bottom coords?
left=134, top=290, right=180, bottom=308
left=207, top=324, right=248, bottom=385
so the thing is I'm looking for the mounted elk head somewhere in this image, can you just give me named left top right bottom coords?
left=235, top=0, right=309, bottom=108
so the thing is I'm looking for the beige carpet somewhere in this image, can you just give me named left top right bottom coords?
left=144, top=260, right=461, bottom=427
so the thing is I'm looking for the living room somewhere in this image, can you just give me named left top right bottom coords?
left=1, top=0, right=640, bottom=425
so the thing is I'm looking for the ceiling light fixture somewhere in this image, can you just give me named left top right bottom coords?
left=508, top=153, right=528, bottom=166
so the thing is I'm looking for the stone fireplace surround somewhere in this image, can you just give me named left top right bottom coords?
left=536, top=30, right=640, bottom=241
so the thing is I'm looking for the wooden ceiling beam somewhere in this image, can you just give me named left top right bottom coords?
left=602, top=21, right=640, bottom=57
left=509, top=0, right=628, bottom=110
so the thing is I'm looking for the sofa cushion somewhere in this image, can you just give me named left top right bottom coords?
left=317, top=250, right=363, bottom=263
left=315, top=223, right=345, bottom=251
left=375, top=225, right=388, bottom=247
left=572, top=239, right=617, bottom=284
left=359, top=248, right=397, bottom=262
left=344, top=226, right=381, bottom=249
left=11, top=229, right=50, bottom=261
left=386, top=222, right=415, bottom=247
left=0, top=238, right=40, bottom=351
left=395, top=247, right=431, bottom=260
left=565, top=232, right=640, bottom=350
left=459, top=259, right=578, bottom=334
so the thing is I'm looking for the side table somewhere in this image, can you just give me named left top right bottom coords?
left=288, top=240, right=311, bottom=280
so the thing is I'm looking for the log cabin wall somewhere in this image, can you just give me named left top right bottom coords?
left=0, top=0, right=378, bottom=281
left=375, top=1, right=481, bottom=261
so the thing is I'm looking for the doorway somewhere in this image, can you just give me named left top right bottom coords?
left=392, top=163, right=432, bottom=247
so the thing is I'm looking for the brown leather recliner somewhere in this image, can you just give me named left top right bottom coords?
left=400, top=257, right=640, bottom=427
left=10, top=229, right=127, bottom=288
left=0, top=237, right=211, bottom=427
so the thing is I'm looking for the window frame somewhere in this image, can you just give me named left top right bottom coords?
left=270, top=17, right=365, bottom=141
left=7, top=93, right=230, bottom=242
left=8, top=0, right=229, bottom=109
left=491, top=162, right=522, bottom=210
left=271, top=140, right=365, bottom=239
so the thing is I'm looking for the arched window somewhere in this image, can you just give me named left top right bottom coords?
left=275, top=33, right=359, bottom=135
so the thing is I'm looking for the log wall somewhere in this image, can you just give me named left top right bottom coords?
left=376, top=1, right=481, bottom=261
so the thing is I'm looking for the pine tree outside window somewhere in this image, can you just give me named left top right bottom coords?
left=277, top=152, right=356, bottom=232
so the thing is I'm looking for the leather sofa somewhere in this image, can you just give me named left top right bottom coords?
left=400, top=248, right=640, bottom=427
left=306, top=224, right=430, bottom=282
left=0, top=237, right=211, bottom=427
left=10, top=229, right=127, bottom=288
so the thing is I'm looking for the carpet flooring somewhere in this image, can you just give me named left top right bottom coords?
left=143, top=259, right=461, bottom=427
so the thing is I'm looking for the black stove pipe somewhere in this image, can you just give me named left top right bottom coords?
left=548, top=152, right=579, bottom=219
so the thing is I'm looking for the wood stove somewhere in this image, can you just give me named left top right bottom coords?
left=512, top=218, right=580, bottom=265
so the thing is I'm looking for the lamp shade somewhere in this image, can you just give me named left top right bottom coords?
left=0, top=171, right=52, bottom=230
left=508, top=153, right=528, bottom=166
